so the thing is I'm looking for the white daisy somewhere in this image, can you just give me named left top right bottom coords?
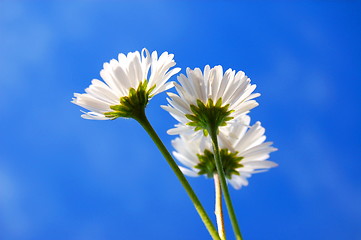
left=72, top=48, right=181, bottom=120
left=162, top=65, right=260, bottom=136
left=172, top=115, right=277, bottom=189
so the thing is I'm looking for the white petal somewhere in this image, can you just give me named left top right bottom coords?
left=173, top=151, right=198, bottom=169
left=243, top=160, right=278, bottom=169
left=228, top=175, right=248, bottom=190
left=179, top=166, right=199, bottom=177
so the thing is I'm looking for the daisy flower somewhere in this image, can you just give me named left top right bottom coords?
left=162, top=65, right=260, bottom=136
left=72, top=48, right=181, bottom=120
left=172, top=115, right=277, bottom=189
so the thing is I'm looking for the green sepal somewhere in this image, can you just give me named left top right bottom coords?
left=195, top=148, right=243, bottom=179
left=104, top=80, right=156, bottom=119
left=186, top=98, right=234, bottom=136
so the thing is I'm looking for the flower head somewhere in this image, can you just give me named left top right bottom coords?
left=72, top=48, right=181, bottom=120
left=162, top=65, right=260, bottom=136
left=172, top=116, right=277, bottom=189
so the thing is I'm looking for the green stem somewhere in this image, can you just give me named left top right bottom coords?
left=210, top=129, right=243, bottom=240
left=134, top=109, right=221, bottom=240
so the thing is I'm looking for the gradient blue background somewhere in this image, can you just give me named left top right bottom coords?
left=1, top=1, right=360, bottom=240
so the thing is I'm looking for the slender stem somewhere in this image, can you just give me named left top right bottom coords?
left=214, top=174, right=226, bottom=240
left=134, top=109, right=221, bottom=240
left=210, top=130, right=243, bottom=240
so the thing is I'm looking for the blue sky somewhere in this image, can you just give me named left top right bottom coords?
left=0, top=1, right=360, bottom=240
